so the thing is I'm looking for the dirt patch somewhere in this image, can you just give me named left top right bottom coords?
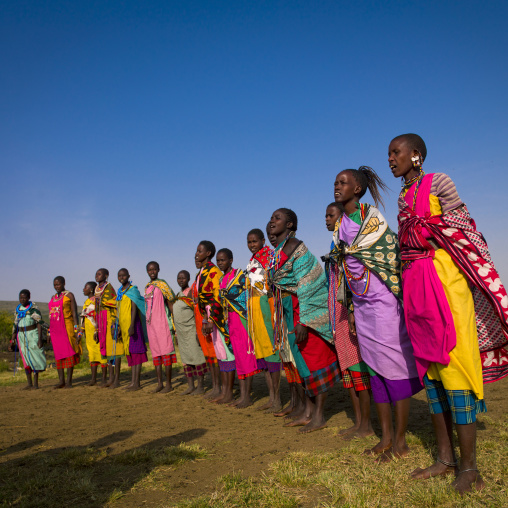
left=1, top=366, right=507, bottom=507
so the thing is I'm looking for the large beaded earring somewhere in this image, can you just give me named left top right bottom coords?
left=411, top=153, right=423, bottom=170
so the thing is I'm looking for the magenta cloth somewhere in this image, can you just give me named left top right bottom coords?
left=48, top=296, right=76, bottom=361
left=340, top=213, right=418, bottom=381
left=126, top=352, right=148, bottom=367
left=370, top=374, right=422, bottom=404
left=128, top=314, right=147, bottom=355
left=144, top=285, right=175, bottom=357
left=221, top=270, right=258, bottom=377
left=96, top=309, right=108, bottom=356
left=401, top=175, right=457, bottom=381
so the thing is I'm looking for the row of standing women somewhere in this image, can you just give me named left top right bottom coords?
left=11, top=133, right=508, bottom=495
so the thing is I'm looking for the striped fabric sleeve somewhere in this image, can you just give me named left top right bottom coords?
left=431, top=173, right=463, bottom=213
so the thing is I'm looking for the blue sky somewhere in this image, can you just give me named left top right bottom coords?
left=1, top=0, right=507, bottom=302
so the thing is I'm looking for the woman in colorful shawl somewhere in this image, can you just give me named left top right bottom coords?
left=268, top=208, right=340, bottom=433
left=195, top=240, right=232, bottom=400
left=389, top=133, right=508, bottom=494
left=10, top=289, right=46, bottom=389
left=329, top=167, right=422, bottom=460
left=117, top=268, right=148, bottom=391
left=174, top=270, right=208, bottom=395
left=49, top=276, right=82, bottom=389
left=145, top=261, right=178, bottom=393
left=218, top=248, right=261, bottom=408
left=191, top=260, right=218, bottom=369
left=246, top=229, right=282, bottom=412
left=81, top=281, right=107, bottom=386
left=94, top=268, right=123, bottom=388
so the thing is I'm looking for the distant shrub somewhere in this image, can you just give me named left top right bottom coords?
left=0, top=311, right=14, bottom=350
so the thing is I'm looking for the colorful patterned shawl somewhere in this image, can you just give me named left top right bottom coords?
left=144, top=279, right=176, bottom=305
left=326, top=203, right=402, bottom=306
left=269, top=241, right=332, bottom=343
left=246, top=245, right=273, bottom=296
left=220, top=269, right=248, bottom=320
left=198, top=261, right=229, bottom=340
left=399, top=192, right=508, bottom=384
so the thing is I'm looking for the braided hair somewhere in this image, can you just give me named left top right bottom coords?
left=345, top=166, right=388, bottom=209
left=392, top=133, right=427, bottom=161
left=277, top=208, right=298, bottom=231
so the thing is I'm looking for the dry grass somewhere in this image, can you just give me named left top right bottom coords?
left=174, top=415, right=507, bottom=508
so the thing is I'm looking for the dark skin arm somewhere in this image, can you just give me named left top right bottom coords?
left=128, top=302, right=137, bottom=337
left=282, top=237, right=308, bottom=344
left=348, top=313, right=357, bottom=336
left=37, top=323, right=43, bottom=349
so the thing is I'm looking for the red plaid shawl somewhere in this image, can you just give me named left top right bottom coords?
left=399, top=202, right=508, bottom=383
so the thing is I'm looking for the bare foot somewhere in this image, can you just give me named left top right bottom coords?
left=284, top=416, right=312, bottom=427
left=339, top=424, right=360, bottom=436
left=452, top=470, right=485, bottom=495
left=161, top=385, right=174, bottom=393
left=342, top=428, right=375, bottom=441
left=364, top=440, right=392, bottom=456
left=257, top=401, right=273, bottom=411
left=22, top=385, right=33, bottom=391
left=88, top=380, right=97, bottom=387
left=411, top=461, right=457, bottom=479
left=265, top=401, right=282, bottom=414
left=376, top=444, right=410, bottom=463
left=299, top=420, right=327, bottom=434
left=229, top=398, right=241, bottom=407
left=204, top=388, right=221, bottom=399
left=53, top=383, right=65, bottom=389
left=180, top=386, right=195, bottom=396
left=63, top=384, right=73, bottom=389
left=123, top=383, right=134, bottom=390
left=216, top=395, right=234, bottom=405
left=154, top=384, right=164, bottom=393
left=101, top=382, right=112, bottom=389
left=235, top=399, right=253, bottom=409
left=274, top=404, right=294, bottom=417
left=108, top=382, right=120, bottom=389
left=126, top=385, right=142, bottom=391
left=190, top=386, right=205, bottom=395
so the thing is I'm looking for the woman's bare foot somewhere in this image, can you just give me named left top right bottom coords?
left=257, top=400, right=273, bottom=411
left=411, top=461, right=457, bottom=479
left=180, top=386, right=195, bottom=396
left=339, top=424, right=360, bottom=436
left=376, top=444, right=410, bottom=463
left=161, top=385, right=174, bottom=393
left=126, top=385, right=142, bottom=391
left=154, top=384, right=164, bottom=393
left=216, top=394, right=234, bottom=404
left=123, top=383, right=134, bottom=390
left=108, top=382, right=121, bottom=389
left=274, top=404, right=294, bottom=417
left=204, top=388, right=221, bottom=399
left=53, top=383, right=65, bottom=389
left=235, top=398, right=253, bottom=409
left=63, top=384, right=73, bottom=389
left=88, top=380, right=97, bottom=387
left=364, top=440, right=392, bottom=456
left=265, top=401, right=282, bottom=414
left=299, top=419, right=327, bottom=433
left=22, top=385, right=33, bottom=391
left=343, top=427, right=375, bottom=441
left=452, top=470, right=485, bottom=495
left=190, top=386, right=205, bottom=395
left=284, top=415, right=312, bottom=427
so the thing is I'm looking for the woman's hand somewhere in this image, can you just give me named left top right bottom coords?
left=202, top=322, right=213, bottom=335
left=128, top=326, right=135, bottom=337
left=348, top=313, right=357, bottom=337
left=294, top=323, right=308, bottom=344
left=94, top=331, right=99, bottom=344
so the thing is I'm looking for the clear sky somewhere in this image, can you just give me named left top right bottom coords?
left=1, top=0, right=507, bottom=303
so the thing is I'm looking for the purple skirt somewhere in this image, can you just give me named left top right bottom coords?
left=126, top=352, right=148, bottom=367
left=370, top=374, right=423, bottom=404
left=219, top=360, right=236, bottom=372
left=257, top=358, right=281, bottom=373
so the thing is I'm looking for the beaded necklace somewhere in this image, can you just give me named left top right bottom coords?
left=116, top=283, right=131, bottom=301
left=339, top=204, right=370, bottom=296
left=16, top=302, right=33, bottom=319
left=400, top=170, right=425, bottom=211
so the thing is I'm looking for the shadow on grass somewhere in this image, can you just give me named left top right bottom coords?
left=0, top=428, right=208, bottom=508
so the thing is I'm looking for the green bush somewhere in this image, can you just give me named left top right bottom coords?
left=0, top=311, right=14, bottom=350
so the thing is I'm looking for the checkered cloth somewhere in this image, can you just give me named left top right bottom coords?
left=219, top=359, right=236, bottom=372
left=283, top=362, right=302, bottom=384
left=423, top=374, right=487, bottom=424
left=56, top=354, right=80, bottom=369
left=342, top=368, right=370, bottom=391
left=304, top=361, right=341, bottom=397
left=205, top=356, right=218, bottom=365
left=153, top=353, right=177, bottom=366
left=183, top=363, right=209, bottom=378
